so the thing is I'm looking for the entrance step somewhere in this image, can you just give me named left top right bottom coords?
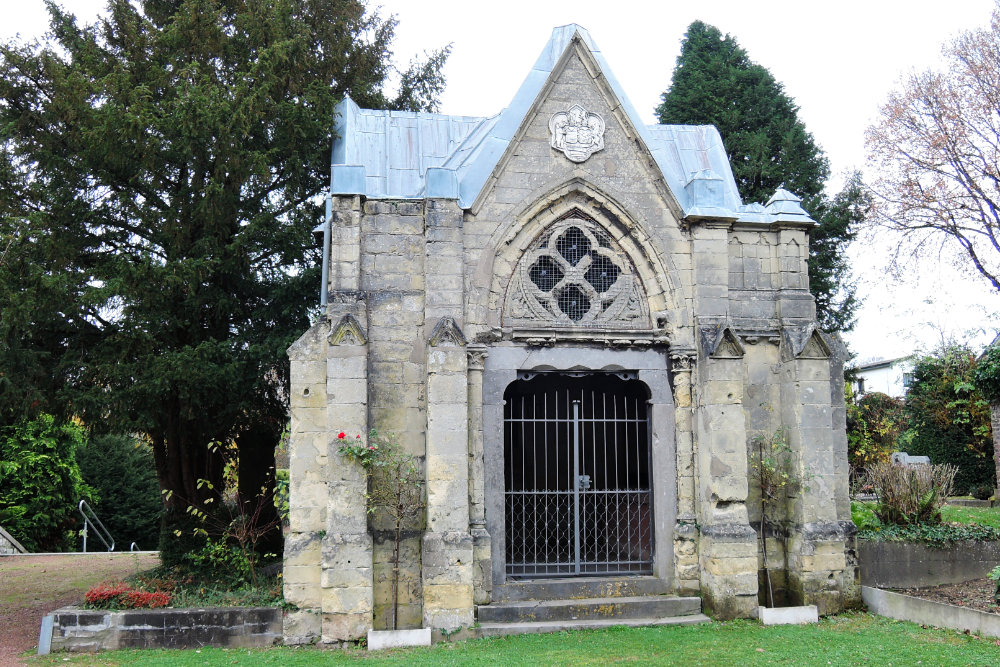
left=477, top=613, right=710, bottom=637
left=477, top=594, right=701, bottom=624
left=493, top=576, right=671, bottom=602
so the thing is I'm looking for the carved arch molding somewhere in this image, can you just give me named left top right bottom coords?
left=503, top=216, right=650, bottom=330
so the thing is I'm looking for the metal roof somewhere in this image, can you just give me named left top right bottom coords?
left=329, top=24, right=814, bottom=225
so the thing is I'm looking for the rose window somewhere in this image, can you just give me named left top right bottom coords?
left=504, top=217, right=650, bottom=329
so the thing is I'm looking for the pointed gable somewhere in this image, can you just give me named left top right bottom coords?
left=328, top=24, right=814, bottom=226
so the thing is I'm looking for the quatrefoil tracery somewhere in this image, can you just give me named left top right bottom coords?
left=504, top=218, right=649, bottom=329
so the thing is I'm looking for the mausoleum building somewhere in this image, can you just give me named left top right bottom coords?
left=284, top=25, right=858, bottom=642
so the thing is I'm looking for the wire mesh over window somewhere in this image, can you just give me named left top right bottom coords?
left=504, top=373, right=653, bottom=578
left=503, top=217, right=650, bottom=329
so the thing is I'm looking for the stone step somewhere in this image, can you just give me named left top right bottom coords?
left=493, top=576, right=671, bottom=602
left=477, top=613, right=711, bottom=637
left=477, top=595, right=701, bottom=624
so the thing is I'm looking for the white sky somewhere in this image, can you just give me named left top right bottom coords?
left=5, top=0, right=999, bottom=361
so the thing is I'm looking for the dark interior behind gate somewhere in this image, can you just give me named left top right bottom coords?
left=503, top=372, right=653, bottom=578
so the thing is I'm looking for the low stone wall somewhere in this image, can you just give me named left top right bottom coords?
left=859, top=539, right=1000, bottom=588
left=46, top=607, right=281, bottom=652
left=863, top=586, right=1000, bottom=638
left=945, top=499, right=994, bottom=508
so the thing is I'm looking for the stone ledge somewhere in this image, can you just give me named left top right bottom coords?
left=859, top=539, right=1000, bottom=588
left=43, top=606, right=282, bottom=653
left=863, top=586, right=1000, bottom=638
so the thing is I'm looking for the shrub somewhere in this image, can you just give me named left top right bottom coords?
left=84, top=581, right=171, bottom=609
left=847, top=390, right=906, bottom=473
left=77, top=434, right=162, bottom=550
left=904, top=347, right=994, bottom=494
left=970, top=483, right=995, bottom=501
left=0, top=414, right=92, bottom=552
left=867, top=460, right=956, bottom=525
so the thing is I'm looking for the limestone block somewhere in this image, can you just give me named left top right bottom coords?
left=284, top=563, right=321, bottom=587
left=427, top=349, right=467, bottom=374
left=427, top=407, right=468, bottom=438
left=427, top=481, right=470, bottom=532
left=294, top=407, right=327, bottom=434
left=326, top=356, right=367, bottom=381
left=427, top=373, right=468, bottom=405
left=425, top=455, right=465, bottom=482
left=322, top=564, right=374, bottom=589
left=289, top=504, right=325, bottom=534
left=321, top=531, right=372, bottom=572
left=284, top=532, right=322, bottom=569
left=293, top=360, right=328, bottom=387
left=284, top=582, right=321, bottom=609
left=282, top=609, right=321, bottom=645
left=321, top=612, right=370, bottom=643
left=321, top=586, right=374, bottom=617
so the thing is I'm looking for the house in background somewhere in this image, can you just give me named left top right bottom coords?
left=849, top=355, right=915, bottom=398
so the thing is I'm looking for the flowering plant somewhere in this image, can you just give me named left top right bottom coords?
left=336, top=431, right=381, bottom=469
left=84, top=581, right=171, bottom=609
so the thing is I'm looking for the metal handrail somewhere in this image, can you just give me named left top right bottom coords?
left=77, top=500, right=115, bottom=552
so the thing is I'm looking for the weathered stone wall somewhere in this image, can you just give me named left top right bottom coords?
left=284, top=35, right=856, bottom=644
left=48, top=607, right=281, bottom=652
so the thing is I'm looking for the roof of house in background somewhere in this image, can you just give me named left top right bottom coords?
left=328, top=24, right=815, bottom=225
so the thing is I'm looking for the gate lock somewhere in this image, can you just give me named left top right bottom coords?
left=577, top=474, right=591, bottom=490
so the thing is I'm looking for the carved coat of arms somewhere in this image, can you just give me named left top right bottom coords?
left=549, top=104, right=605, bottom=162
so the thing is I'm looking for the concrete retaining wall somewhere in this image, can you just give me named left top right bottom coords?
left=863, top=586, right=1000, bottom=638
left=859, top=540, right=1000, bottom=588
left=46, top=607, right=281, bottom=652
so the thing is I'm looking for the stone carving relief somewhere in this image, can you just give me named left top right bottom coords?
left=549, top=105, right=605, bottom=162
left=503, top=217, right=650, bottom=330
left=328, top=313, right=367, bottom=346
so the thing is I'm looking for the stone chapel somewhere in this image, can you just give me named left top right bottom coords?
left=283, top=24, right=859, bottom=643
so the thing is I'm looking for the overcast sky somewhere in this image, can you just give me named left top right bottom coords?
left=5, top=0, right=999, bottom=361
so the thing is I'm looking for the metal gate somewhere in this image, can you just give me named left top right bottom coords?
left=503, top=372, right=653, bottom=578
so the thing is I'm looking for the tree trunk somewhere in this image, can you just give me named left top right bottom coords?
left=991, top=403, right=1000, bottom=499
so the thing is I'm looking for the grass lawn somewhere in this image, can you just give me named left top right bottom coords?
left=27, top=612, right=1000, bottom=666
left=942, top=504, right=1000, bottom=528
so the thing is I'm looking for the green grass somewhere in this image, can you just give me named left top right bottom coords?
left=942, top=504, right=1000, bottom=528
left=27, top=613, right=1000, bottom=666
left=852, top=500, right=1000, bottom=530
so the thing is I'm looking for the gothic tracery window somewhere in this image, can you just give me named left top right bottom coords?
left=503, top=217, right=650, bottom=329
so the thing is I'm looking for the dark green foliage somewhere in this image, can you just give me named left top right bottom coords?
left=656, top=21, right=863, bottom=331
left=0, top=0, right=448, bottom=556
left=77, top=434, right=162, bottom=551
left=0, top=414, right=91, bottom=552
left=970, top=483, right=994, bottom=500
left=973, top=343, right=1000, bottom=404
left=858, top=522, right=1000, bottom=547
left=904, top=347, right=994, bottom=494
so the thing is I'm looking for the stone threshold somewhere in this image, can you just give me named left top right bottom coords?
left=862, top=586, right=1000, bottom=639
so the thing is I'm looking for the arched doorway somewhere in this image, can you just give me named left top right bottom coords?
left=503, top=372, right=653, bottom=578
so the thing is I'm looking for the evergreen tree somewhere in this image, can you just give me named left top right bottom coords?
left=657, top=21, right=862, bottom=331
left=0, top=0, right=448, bottom=556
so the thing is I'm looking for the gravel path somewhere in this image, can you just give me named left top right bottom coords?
left=0, top=552, right=158, bottom=667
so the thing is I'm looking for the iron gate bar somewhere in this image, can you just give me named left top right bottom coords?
left=503, top=374, right=653, bottom=578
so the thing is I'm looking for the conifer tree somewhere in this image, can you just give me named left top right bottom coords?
left=0, top=0, right=448, bottom=555
left=657, top=21, right=863, bottom=331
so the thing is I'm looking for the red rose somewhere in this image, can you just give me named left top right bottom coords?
left=338, top=432, right=345, bottom=439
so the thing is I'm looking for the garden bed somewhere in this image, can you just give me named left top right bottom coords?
left=891, top=577, right=1000, bottom=615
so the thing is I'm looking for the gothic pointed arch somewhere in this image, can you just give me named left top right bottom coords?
left=487, top=179, right=679, bottom=333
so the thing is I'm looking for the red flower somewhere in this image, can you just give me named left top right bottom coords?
left=338, top=432, right=345, bottom=439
